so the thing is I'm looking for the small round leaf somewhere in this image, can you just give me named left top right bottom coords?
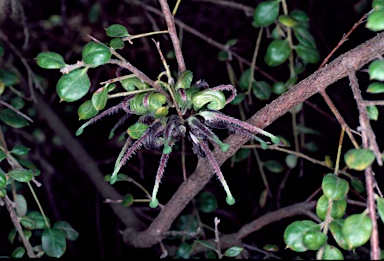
left=321, top=244, right=344, bottom=260
left=344, top=148, right=375, bottom=171
left=7, top=169, right=34, bottom=183
left=284, top=220, right=319, bottom=252
left=303, top=231, right=327, bottom=250
left=316, top=194, right=347, bottom=221
left=110, top=38, right=125, bottom=49
left=53, top=221, right=79, bottom=241
left=42, top=228, right=66, bottom=258
left=368, top=59, right=384, bottom=81
left=321, top=174, right=349, bottom=200
left=57, top=68, right=91, bottom=102
left=367, top=82, right=384, bottom=93
left=342, top=212, right=372, bottom=249
left=78, top=100, right=98, bottom=120
left=294, top=44, right=320, bottom=64
left=127, top=123, right=149, bottom=139
left=105, top=24, right=129, bottom=37
left=366, top=10, right=384, bottom=32
left=223, top=246, right=243, bottom=257
left=82, top=42, right=111, bottom=67
left=36, top=52, right=66, bottom=69
left=329, top=219, right=349, bottom=250
left=264, top=39, right=291, bottom=67
left=252, top=0, right=280, bottom=27
left=196, top=191, right=218, bottom=213
left=92, top=87, right=108, bottom=111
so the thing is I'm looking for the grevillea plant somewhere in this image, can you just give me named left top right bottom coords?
left=36, top=24, right=281, bottom=208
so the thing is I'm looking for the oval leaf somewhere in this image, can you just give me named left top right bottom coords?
left=253, top=0, right=280, bottom=27
left=303, top=231, right=327, bottom=250
left=78, top=100, right=98, bottom=120
left=368, top=59, right=384, bottom=81
left=264, top=160, right=284, bottom=173
left=284, top=220, right=319, bottom=252
left=321, top=174, right=349, bottom=200
left=342, top=212, right=372, bottom=249
left=53, top=221, right=79, bottom=241
left=367, top=82, right=384, bottom=94
left=42, top=228, right=66, bottom=258
left=329, top=219, right=349, bottom=250
left=105, top=24, right=129, bottom=37
left=366, top=10, right=384, bottom=32
left=91, top=87, right=108, bottom=111
left=36, top=52, right=66, bottom=69
left=0, top=108, right=29, bottom=128
left=127, top=123, right=149, bottom=139
left=294, top=44, right=320, bottom=64
left=56, top=68, right=91, bottom=102
left=321, top=244, right=344, bottom=260
left=344, top=148, right=375, bottom=171
left=264, top=39, right=291, bottom=67
left=8, top=169, right=34, bottom=182
left=196, top=191, right=218, bottom=213
left=0, top=168, right=6, bottom=188
left=224, top=246, right=243, bottom=257
left=82, top=42, right=111, bottom=67
left=316, top=194, right=347, bottom=221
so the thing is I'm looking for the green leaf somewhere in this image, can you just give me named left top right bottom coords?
left=121, top=193, right=134, bottom=207
left=53, top=221, right=79, bottom=241
left=367, top=82, right=384, bottom=93
left=20, top=216, right=36, bottom=230
left=264, top=160, right=284, bottom=173
left=105, top=24, right=129, bottom=37
left=351, top=177, right=365, bottom=193
left=321, top=244, right=344, bottom=260
left=238, top=68, right=252, bottom=91
left=329, top=219, right=349, bottom=250
left=82, top=42, right=111, bottom=67
left=0, top=168, right=6, bottom=188
left=0, top=69, right=19, bottom=87
left=77, top=100, right=98, bottom=120
left=175, top=70, right=193, bottom=90
left=316, top=194, right=347, bottom=221
left=56, top=68, right=91, bottom=102
left=342, top=212, right=372, bottom=249
left=175, top=242, right=193, bottom=259
left=230, top=93, right=245, bottom=105
left=278, top=14, right=297, bottom=27
left=284, top=220, right=319, bottom=252
left=120, top=77, right=149, bottom=91
left=8, top=169, right=34, bottom=183
left=375, top=196, right=384, bottom=229
left=196, top=191, right=218, bottom=213
left=110, top=38, right=125, bottom=49
left=36, top=52, right=66, bottom=69
left=295, top=44, right=320, bottom=64
left=252, top=81, right=272, bottom=100
left=366, top=10, right=384, bottom=31
left=17, top=158, right=40, bottom=176
left=218, top=50, right=230, bottom=61
left=127, top=123, right=149, bottom=139
left=292, top=25, right=316, bottom=48
left=233, top=148, right=250, bottom=163
left=272, top=81, right=287, bottom=95
left=15, top=194, right=27, bottom=217
left=367, top=105, right=379, bottom=121
left=11, top=246, right=25, bottom=258
left=0, top=151, right=6, bottom=162
left=0, top=108, right=29, bottom=128
left=42, top=228, right=66, bottom=258
left=10, top=145, right=30, bottom=156
left=92, top=87, right=108, bottom=111
left=223, top=246, right=243, bottom=257
left=264, top=39, right=291, bottom=67
left=252, top=0, right=280, bottom=27
left=28, top=211, right=49, bottom=229
left=285, top=154, right=297, bottom=169
left=303, top=231, right=327, bottom=250
left=344, top=148, right=375, bottom=171
left=290, top=9, right=309, bottom=22
left=322, top=174, right=349, bottom=200
left=369, top=59, right=384, bottom=81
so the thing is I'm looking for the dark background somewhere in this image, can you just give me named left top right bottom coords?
left=0, top=0, right=381, bottom=259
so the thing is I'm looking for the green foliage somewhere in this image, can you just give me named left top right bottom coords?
left=344, top=148, right=375, bottom=171
left=56, top=68, right=91, bottom=102
left=253, top=0, right=280, bottom=27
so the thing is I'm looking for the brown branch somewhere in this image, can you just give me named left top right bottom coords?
left=346, top=66, right=380, bottom=259
left=122, top=31, right=384, bottom=248
left=158, top=0, right=186, bottom=73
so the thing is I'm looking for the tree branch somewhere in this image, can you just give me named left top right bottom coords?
left=123, top=31, right=384, bottom=248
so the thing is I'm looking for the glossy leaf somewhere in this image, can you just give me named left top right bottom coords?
left=272, top=81, right=287, bottom=95
left=11, top=246, right=25, bottom=258
left=252, top=81, right=272, bottom=100
left=321, top=244, right=344, bottom=260
left=8, top=169, right=34, bottom=183
left=322, top=174, right=349, bottom=200
left=28, top=211, right=49, bottom=229
left=366, top=10, right=384, bottom=32
left=127, top=123, right=149, bottom=139
left=292, top=25, right=316, bottom=48
left=53, top=221, right=79, bottom=241
left=20, top=216, right=36, bottom=230
left=344, top=148, right=375, bottom=171
left=92, top=87, right=108, bottom=111
left=373, top=0, right=384, bottom=9
left=285, top=154, right=297, bottom=169
left=366, top=105, right=379, bottom=121
left=290, top=9, right=309, bottom=22
left=56, top=68, right=90, bottom=102
left=252, top=0, right=280, bottom=27
left=342, top=212, right=372, bottom=249
left=264, top=160, right=284, bottom=173
left=264, top=39, right=291, bottom=67
left=15, top=194, right=27, bottom=217
left=0, top=168, right=6, bottom=188
left=303, top=231, right=327, bottom=250
left=295, top=44, right=320, bottom=64
left=329, top=219, right=349, bottom=250
left=121, top=193, right=134, bottom=207
left=42, top=228, right=66, bottom=258
left=10, top=145, right=30, bottom=156
left=284, top=220, right=319, bottom=252
left=0, top=108, right=29, bottom=128
left=238, top=68, right=252, bottom=90
left=105, top=24, right=129, bottom=37
left=230, top=93, right=245, bottom=105
left=196, top=191, right=218, bottom=213
left=223, top=246, right=243, bottom=257
left=192, top=90, right=226, bottom=111
left=78, top=100, right=98, bottom=120
left=36, top=52, right=66, bottom=69
left=82, top=42, right=111, bottom=67
left=368, top=59, right=384, bottom=81
left=367, top=82, right=384, bottom=93
left=121, top=77, right=149, bottom=91
left=278, top=14, right=297, bottom=27
left=316, top=194, right=347, bottom=221
left=233, top=148, right=250, bottom=163
left=110, top=38, right=125, bottom=49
